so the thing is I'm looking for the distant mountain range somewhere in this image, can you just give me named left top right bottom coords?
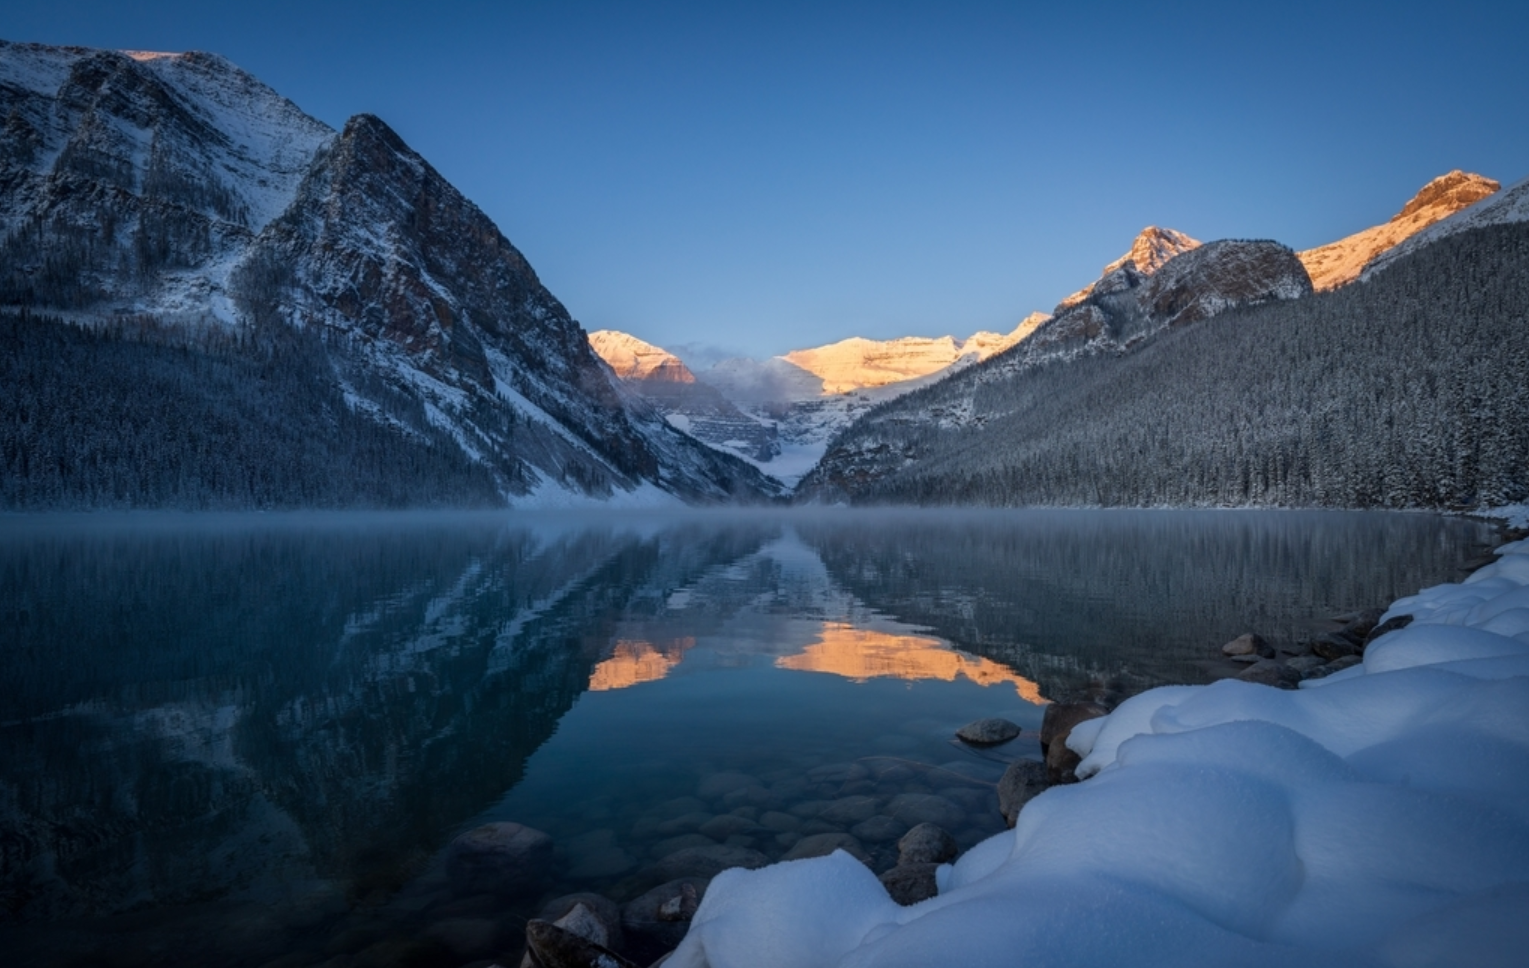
left=0, top=40, right=780, bottom=509
left=588, top=316, right=1048, bottom=484
left=593, top=171, right=1513, bottom=494
left=796, top=175, right=1529, bottom=508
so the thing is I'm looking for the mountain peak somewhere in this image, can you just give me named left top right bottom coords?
left=1392, top=170, right=1499, bottom=222
left=1112, top=226, right=1202, bottom=277
left=1056, top=227, right=1201, bottom=311
left=589, top=330, right=696, bottom=383
left=1298, top=170, right=1500, bottom=290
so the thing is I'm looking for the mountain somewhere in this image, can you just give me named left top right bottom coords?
left=797, top=215, right=1529, bottom=509
left=781, top=317, right=1048, bottom=394
left=588, top=330, right=779, bottom=462
left=1297, top=170, right=1499, bottom=289
left=1054, top=226, right=1201, bottom=311
left=0, top=41, right=781, bottom=509
left=1362, top=171, right=1529, bottom=280
left=798, top=232, right=1320, bottom=500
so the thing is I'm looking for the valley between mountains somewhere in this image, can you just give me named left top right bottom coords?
left=2, top=39, right=1526, bottom=513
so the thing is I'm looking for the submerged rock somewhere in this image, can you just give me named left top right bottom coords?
left=955, top=718, right=1021, bottom=745
left=851, top=815, right=907, bottom=844
left=886, top=793, right=965, bottom=828
left=651, top=844, right=767, bottom=880
left=897, top=822, right=958, bottom=865
left=445, top=822, right=554, bottom=896
left=782, top=833, right=872, bottom=865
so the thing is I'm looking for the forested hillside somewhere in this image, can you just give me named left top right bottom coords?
left=0, top=311, right=504, bottom=508
left=800, top=221, right=1529, bottom=509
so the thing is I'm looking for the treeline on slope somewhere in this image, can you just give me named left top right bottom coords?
left=828, top=221, right=1529, bottom=509
left=0, top=311, right=505, bottom=509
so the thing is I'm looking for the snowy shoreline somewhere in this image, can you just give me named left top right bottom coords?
left=667, top=514, right=1529, bottom=968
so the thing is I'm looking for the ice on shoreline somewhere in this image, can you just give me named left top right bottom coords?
left=670, top=539, right=1529, bottom=967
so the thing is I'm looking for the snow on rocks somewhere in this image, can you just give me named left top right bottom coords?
left=667, top=539, right=1529, bottom=967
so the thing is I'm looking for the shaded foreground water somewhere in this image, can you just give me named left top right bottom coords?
left=0, top=509, right=1498, bottom=967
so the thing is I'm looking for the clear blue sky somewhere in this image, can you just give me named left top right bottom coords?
left=4, top=1, right=1527, bottom=361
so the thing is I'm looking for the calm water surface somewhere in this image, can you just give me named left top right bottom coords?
left=0, top=509, right=1497, bottom=966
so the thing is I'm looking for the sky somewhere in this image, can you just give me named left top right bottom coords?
left=3, top=1, right=1527, bottom=361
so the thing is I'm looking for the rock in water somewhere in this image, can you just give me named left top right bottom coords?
left=445, top=822, right=554, bottom=896
left=1040, top=702, right=1109, bottom=757
left=1221, top=633, right=1273, bottom=657
left=996, top=759, right=1050, bottom=827
left=540, top=894, right=625, bottom=953
left=879, top=863, right=941, bottom=906
left=1365, top=614, right=1414, bottom=645
left=782, top=833, right=872, bottom=865
left=896, top=823, right=958, bottom=865
left=652, top=844, right=768, bottom=880
left=1237, top=659, right=1303, bottom=689
left=956, top=718, right=1022, bottom=745
left=525, top=919, right=638, bottom=968
left=657, top=882, right=701, bottom=922
left=622, top=878, right=708, bottom=962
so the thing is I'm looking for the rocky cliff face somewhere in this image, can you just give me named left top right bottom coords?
left=589, top=330, right=780, bottom=463
left=1298, top=170, right=1499, bottom=290
left=1139, top=239, right=1312, bottom=327
left=0, top=41, right=779, bottom=507
left=1055, top=226, right=1201, bottom=310
left=590, top=329, right=696, bottom=383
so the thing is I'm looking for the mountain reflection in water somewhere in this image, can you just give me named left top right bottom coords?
left=776, top=623, right=1048, bottom=704
left=0, top=509, right=1496, bottom=967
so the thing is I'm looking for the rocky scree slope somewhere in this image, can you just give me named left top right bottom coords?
left=0, top=41, right=778, bottom=507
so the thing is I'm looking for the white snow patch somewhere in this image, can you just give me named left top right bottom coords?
left=670, top=538, right=1529, bottom=967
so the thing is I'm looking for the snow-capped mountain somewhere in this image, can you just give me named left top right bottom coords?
left=798, top=234, right=1316, bottom=500
left=1361, top=171, right=1529, bottom=280
left=780, top=318, right=1048, bottom=394
left=797, top=201, right=1529, bottom=509
left=588, top=330, right=780, bottom=462
left=0, top=41, right=780, bottom=507
left=587, top=316, right=1048, bottom=486
left=1054, top=226, right=1201, bottom=311
left=1298, top=170, right=1499, bottom=290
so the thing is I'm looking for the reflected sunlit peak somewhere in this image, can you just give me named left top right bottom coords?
left=776, top=622, right=1048, bottom=704
left=588, top=637, right=696, bottom=691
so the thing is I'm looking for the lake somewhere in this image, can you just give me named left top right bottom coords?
left=0, top=509, right=1498, bottom=967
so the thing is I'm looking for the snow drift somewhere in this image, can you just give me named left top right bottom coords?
left=669, top=536, right=1529, bottom=967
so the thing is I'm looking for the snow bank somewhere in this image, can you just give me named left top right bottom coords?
left=669, top=540, right=1529, bottom=967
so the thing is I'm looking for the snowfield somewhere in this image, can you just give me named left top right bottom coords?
left=670, top=533, right=1529, bottom=967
